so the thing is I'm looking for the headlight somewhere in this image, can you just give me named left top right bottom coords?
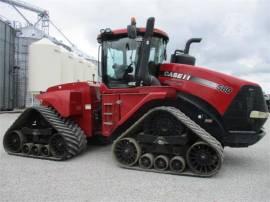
left=250, top=111, right=269, bottom=119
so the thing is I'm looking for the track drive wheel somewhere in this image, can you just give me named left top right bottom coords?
left=113, top=138, right=141, bottom=166
left=3, top=130, right=25, bottom=153
left=186, top=141, right=222, bottom=176
left=49, top=134, right=68, bottom=158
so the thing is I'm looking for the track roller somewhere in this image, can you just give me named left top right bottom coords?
left=113, top=138, right=141, bottom=166
left=154, top=155, right=169, bottom=171
left=31, top=144, right=42, bottom=156
left=186, top=141, right=222, bottom=176
left=169, top=156, right=185, bottom=173
left=139, top=153, right=154, bottom=169
left=40, top=145, right=50, bottom=157
left=3, top=130, right=25, bottom=153
left=22, top=143, right=34, bottom=154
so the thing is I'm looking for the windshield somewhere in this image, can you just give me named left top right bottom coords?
left=104, top=37, right=140, bottom=79
left=103, top=36, right=167, bottom=83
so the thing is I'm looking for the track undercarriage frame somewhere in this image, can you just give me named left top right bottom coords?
left=112, top=106, right=224, bottom=177
left=3, top=106, right=87, bottom=160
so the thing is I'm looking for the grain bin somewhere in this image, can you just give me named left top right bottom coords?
left=0, top=20, right=15, bottom=111
left=28, top=38, right=62, bottom=92
left=84, top=60, right=97, bottom=82
left=61, top=51, right=75, bottom=83
left=28, top=38, right=98, bottom=106
left=14, top=37, right=39, bottom=108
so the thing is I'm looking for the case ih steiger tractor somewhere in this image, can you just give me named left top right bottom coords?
left=3, top=17, right=268, bottom=177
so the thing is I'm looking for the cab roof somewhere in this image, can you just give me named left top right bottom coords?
left=97, top=27, right=169, bottom=42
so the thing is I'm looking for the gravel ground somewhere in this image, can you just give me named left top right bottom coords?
left=0, top=113, right=269, bottom=202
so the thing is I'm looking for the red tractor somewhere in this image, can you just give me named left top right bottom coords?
left=3, top=17, right=268, bottom=177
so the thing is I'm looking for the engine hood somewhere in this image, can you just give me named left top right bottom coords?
left=158, top=63, right=260, bottom=114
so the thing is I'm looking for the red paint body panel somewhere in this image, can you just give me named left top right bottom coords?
left=37, top=82, right=100, bottom=137
left=38, top=90, right=83, bottom=117
left=159, top=63, right=258, bottom=114
left=36, top=63, right=261, bottom=139
left=100, top=84, right=176, bottom=136
left=37, top=82, right=176, bottom=138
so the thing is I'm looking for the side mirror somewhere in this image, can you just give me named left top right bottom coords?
left=127, top=17, right=137, bottom=39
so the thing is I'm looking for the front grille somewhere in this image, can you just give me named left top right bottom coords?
left=223, top=85, right=267, bottom=131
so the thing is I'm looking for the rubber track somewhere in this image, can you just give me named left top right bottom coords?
left=5, top=106, right=87, bottom=161
left=112, top=106, right=224, bottom=177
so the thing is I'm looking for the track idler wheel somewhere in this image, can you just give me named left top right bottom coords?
left=3, top=130, right=25, bottom=153
left=139, top=153, right=154, bottom=169
left=22, top=143, right=34, bottom=154
left=186, top=141, right=222, bottom=176
left=40, top=145, right=50, bottom=157
left=169, top=156, right=186, bottom=173
left=49, top=134, right=67, bottom=158
left=113, top=138, right=141, bottom=166
left=154, top=155, right=169, bottom=171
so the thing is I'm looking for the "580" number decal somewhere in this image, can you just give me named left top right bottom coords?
left=216, top=85, right=232, bottom=94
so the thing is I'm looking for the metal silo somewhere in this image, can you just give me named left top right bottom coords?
left=14, top=36, right=38, bottom=108
left=13, top=26, right=44, bottom=108
left=0, top=20, right=15, bottom=111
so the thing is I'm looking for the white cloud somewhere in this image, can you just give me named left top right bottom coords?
left=1, top=0, right=270, bottom=91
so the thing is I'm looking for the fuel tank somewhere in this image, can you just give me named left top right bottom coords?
left=37, top=82, right=101, bottom=137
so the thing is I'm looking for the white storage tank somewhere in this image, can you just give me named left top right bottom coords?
left=28, top=38, right=62, bottom=92
left=74, top=56, right=85, bottom=81
left=61, top=51, right=75, bottom=83
left=84, top=61, right=97, bottom=82
left=28, top=38, right=98, bottom=106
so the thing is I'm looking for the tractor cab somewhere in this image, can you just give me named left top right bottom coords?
left=98, top=18, right=169, bottom=88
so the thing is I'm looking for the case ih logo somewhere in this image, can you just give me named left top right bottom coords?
left=163, top=71, right=191, bottom=80
left=162, top=71, right=233, bottom=94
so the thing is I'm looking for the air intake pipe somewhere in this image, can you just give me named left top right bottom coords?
left=184, top=38, right=202, bottom=54
left=171, top=38, right=202, bottom=65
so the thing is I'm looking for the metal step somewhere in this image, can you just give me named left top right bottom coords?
left=103, top=112, right=113, bottom=115
left=104, top=121, right=113, bottom=126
